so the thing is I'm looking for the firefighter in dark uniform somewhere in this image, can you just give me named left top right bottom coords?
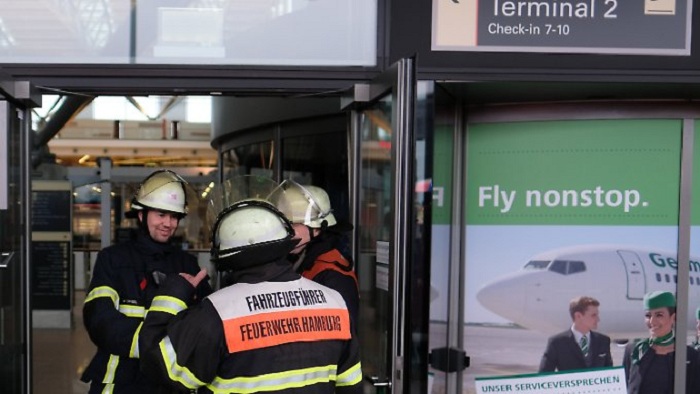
left=81, top=169, right=213, bottom=393
left=268, top=180, right=359, bottom=332
left=139, top=199, right=363, bottom=393
left=622, top=291, right=700, bottom=394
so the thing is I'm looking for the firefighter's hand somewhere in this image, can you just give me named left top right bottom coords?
left=179, top=269, right=208, bottom=288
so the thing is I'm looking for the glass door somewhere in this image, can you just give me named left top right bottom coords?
left=347, top=58, right=416, bottom=393
left=0, top=99, right=30, bottom=393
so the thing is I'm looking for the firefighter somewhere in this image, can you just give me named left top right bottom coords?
left=269, top=180, right=359, bottom=332
left=81, top=169, right=213, bottom=394
left=139, top=199, right=362, bottom=393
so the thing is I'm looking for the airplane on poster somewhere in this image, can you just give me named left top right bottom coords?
left=476, top=244, right=700, bottom=340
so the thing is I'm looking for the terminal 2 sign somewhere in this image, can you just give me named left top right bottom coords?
left=432, top=0, right=691, bottom=55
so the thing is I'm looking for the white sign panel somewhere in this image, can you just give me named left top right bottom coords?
left=475, top=367, right=626, bottom=394
left=432, top=0, right=692, bottom=55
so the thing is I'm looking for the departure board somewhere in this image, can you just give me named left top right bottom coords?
left=32, top=241, right=70, bottom=310
left=32, top=190, right=71, bottom=232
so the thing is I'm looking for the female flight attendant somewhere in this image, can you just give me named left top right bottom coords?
left=623, top=291, right=700, bottom=394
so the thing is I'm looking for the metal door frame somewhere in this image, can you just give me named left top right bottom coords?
left=0, top=77, right=40, bottom=394
left=345, top=57, right=416, bottom=392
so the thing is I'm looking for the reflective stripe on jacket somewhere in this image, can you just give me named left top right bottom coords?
left=140, top=274, right=363, bottom=394
left=81, top=232, right=212, bottom=393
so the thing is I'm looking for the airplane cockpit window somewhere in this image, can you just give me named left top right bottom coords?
left=549, top=260, right=567, bottom=274
left=568, top=261, right=586, bottom=274
left=524, top=260, right=550, bottom=270
left=548, top=260, right=586, bottom=275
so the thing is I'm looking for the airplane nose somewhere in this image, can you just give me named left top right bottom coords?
left=476, top=277, right=526, bottom=322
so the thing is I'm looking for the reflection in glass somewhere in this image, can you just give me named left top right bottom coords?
left=222, top=141, right=274, bottom=180
left=0, top=0, right=376, bottom=66
left=281, top=132, right=350, bottom=225
left=357, top=97, right=392, bottom=391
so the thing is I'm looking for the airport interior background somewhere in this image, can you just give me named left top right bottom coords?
left=30, top=94, right=219, bottom=393
left=6, top=1, right=700, bottom=394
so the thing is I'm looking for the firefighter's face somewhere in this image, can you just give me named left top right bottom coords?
left=290, top=224, right=319, bottom=254
left=140, top=210, right=180, bottom=243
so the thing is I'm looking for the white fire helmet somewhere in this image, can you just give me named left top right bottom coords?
left=268, top=180, right=336, bottom=228
left=130, top=170, right=188, bottom=216
left=211, top=199, right=296, bottom=269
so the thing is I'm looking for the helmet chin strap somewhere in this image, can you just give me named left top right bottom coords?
left=137, top=208, right=172, bottom=245
left=308, top=222, right=327, bottom=241
left=291, top=249, right=307, bottom=271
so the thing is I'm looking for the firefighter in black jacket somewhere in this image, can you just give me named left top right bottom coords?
left=139, top=199, right=363, bottom=393
left=82, top=169, right=213, bottom=393
left=268, top=180, right=359, bottom=332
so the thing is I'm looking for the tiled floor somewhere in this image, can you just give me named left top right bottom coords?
left=32, top=291, right=94, bottom=394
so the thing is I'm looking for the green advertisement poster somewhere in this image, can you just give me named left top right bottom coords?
left=455, top=118, right=685, bottom=391
left=691, top=121, right=700, bottom=225
left=432, top=125, right=454, bottom=225
left=465, top=119, right=682, bottom=225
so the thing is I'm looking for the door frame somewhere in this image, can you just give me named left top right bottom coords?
left=0, top=79, right=39, bottom=394
left=345, top=57, right=416, bottom=392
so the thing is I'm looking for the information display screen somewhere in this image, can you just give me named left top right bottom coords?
left=32, top=190, right=71, bottom=232
left=32, top=241, right=70, bottom=310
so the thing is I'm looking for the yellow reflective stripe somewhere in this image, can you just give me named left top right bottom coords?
left=159, top=336, right=205, bottom=389
left=150, top=295, right=187, bottom=315
left=207, top=364, right=341, bottom=393
left=100, top=383, right=114, bottom=394
left=118, top=304, right=145, bottom=318
left=130, top=322, right=143, bottom=358
left=85, top=286, right=119, bottom=309
left=102, top=354, right=119, bottom=384
left=336, top=361, right=362, bottom=387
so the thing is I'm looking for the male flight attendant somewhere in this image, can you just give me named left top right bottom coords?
left=538, top=296, right=613, bottom=372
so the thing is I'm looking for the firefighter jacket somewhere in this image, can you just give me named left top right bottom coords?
left=139, top=260, right=363, bottom=394
left=81, top=230, right=213, bottom=394
left=296, top=235, right=359, bottom=333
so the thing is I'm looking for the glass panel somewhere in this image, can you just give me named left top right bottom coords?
left=464, top=119, right=682, bottom=393
left=222, top=140, right=275, bottom=180
left=41, top=96, right=212, bottom=142
left=357, top=97, right=393, bottom=391
left=688, top=120, right=700, bottom=389
left=428, top=87, right=458, bottom=393
left=281, top=131, right=350, bottom=230
left=0, top=0, right=376, bottom=66
left=73, top=184, right=108, bottom=250
left=405, top=81, right=433, bottom=392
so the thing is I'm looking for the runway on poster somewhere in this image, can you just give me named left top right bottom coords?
left=428, top=324, right=629, bottom=394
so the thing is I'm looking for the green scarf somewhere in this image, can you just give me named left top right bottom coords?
left=631, top=330, right=675, bottom=365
